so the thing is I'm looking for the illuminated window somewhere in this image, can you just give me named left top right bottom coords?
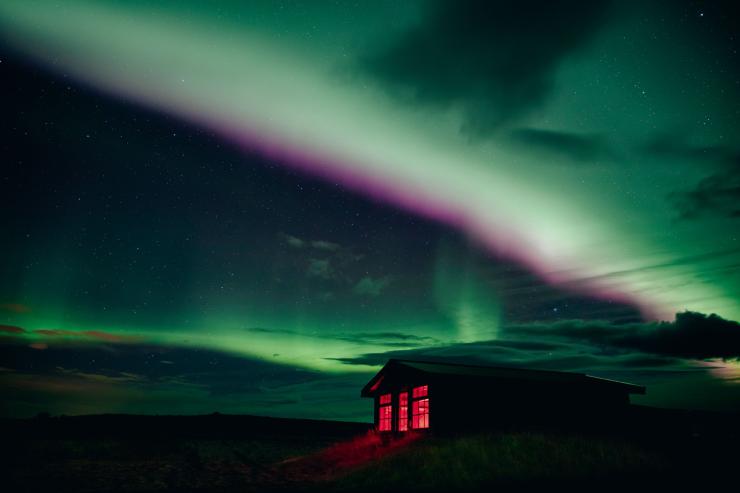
left=398, top=392, right=408, bottom=431
left=411, top=385, right=429, bottom=429
left=412, top=398, right=429, bottom=429
left=378, top=393, right=392, bottom=431
left=412, top=385, right=428, bottom=398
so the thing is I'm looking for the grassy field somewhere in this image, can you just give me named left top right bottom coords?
left=2, top=410, right=737, bottom=492
left=331, top=432, right=669, bottom=492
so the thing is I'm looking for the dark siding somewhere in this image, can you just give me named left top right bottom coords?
left=364, top=361, right=641, bottom=433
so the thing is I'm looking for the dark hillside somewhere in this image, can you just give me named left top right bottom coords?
left=0, top=413, right=370, bottom=440
left=1, top=407, right=739, bottom=492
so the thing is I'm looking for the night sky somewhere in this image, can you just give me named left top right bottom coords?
left=1, top=0, right=740, bottom=420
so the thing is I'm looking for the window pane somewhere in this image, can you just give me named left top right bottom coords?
left=411, top=397, right=429, bottom=429
left=398, top=392, right=408, bottom=431
left=380, top=393, right=391, bottom=405
left=412, top=385, right=428, bottom=398
left=379, top=403, right=392, bottom=431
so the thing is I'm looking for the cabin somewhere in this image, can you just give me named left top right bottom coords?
left=361, top=359, right=646, bottom=433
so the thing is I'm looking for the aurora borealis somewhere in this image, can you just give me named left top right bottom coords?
left=1, top=0, right=740, bottom=419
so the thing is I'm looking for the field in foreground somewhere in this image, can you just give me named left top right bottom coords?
left=2, top=408, right=738, bottom=492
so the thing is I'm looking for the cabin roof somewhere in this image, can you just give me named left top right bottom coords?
left=361, top=358, right=646, bottom=397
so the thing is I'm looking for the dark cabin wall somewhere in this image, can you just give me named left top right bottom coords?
left=370, top=372, right=634, bottom=433
left=429, top=377, right=632, bottom=433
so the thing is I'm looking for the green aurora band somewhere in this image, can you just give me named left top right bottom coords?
left=1, top=1, right=739, bottom=377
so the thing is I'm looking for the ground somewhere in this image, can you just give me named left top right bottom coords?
left=2, top=410, right=738, bottom=492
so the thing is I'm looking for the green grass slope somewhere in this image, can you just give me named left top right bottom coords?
left=3, top=411, right=739, bottom=492
left=332, top=432, right=669, bottom=492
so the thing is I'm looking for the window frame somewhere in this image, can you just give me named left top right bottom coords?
left=410, top=385, right=429, bottom=430
left=398, top=391, right=408, bottom=431
left=378, top=393, right=393, bottom=432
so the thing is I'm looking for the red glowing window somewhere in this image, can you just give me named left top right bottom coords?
left=398, top=392, right=408, bottom=431
left=412, top=385, right=428, bottom=398
left=412, top=398, right=429, bottom=429
left=378, top=394, right=392, bottom=431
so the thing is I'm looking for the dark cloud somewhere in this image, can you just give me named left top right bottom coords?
left=353, top=276, right=392, bottom=297
left=641, top=134, right=738, bottom=164
left=513, top=311, right=740, bottom=359
left=55, top=366, right=145, bottom=384
left=464, top=248, right=645, bottom=324
left=0, top=325, right=25, bottom=334
left=339, top=331, right=439, bottom=347
left=311, top=240, right=341, bottom=252
left=332, top=312, right=740, bottom=375
left=244, top=327, right=282, bottom=334
left=281, top=233, right=342, bottom=252
left=561, top=248, right=740, bottom=286
left=343, top=332, right=434, bottom=342
left=0, top=303, right=31, bottom=314
left=485, top=339, right=564, bottom=352
left=618, top=355, right=681, bottom=368
left=673, top=166, right=740, bottom=220
left=33, top=329, right=144, bottom=343
left=282, top=233, right=306, bottom=248
left=325, top=339, right=690, bottom=383
left=0, top=340, right=324, bottom=395
left=81, top=330, right=144, bottom=343
left=306, top=257, right=335, bottom=280
left=363, top=0, right=612, bottom=133
left=509, top=128, right=616, bottom=163
left=0, top=339, right=372, bottom=419
left=640, top=134, right=740, bottom=219
left=328, top=337, right=582, bottom=369
left=280, top=232, right=373, bottom=291
left=244, top=326, right=439, bottom=348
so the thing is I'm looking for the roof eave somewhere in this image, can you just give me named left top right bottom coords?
left=630, top=385, right=647, bottom=395
left=360, top=360, right=397, bottom=397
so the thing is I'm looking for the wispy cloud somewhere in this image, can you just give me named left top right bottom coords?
left=31, top=329, right=143, bottom=343
left=0, top=325, right=25, bottom=334
left=509, top=128, right=617, bottom=163
left=244, top=326, right=439, bottom=348
left=307, top=258, right=334, bottom=280
left=511, top=311, right=740, bottom=360
left=353, top=276, right=392, bottom=297
left=0, top=303, right=31, bottom=314
left=641, top=134, right=740, bottom=220
left=56, top=366, right=145, bottom=384
left=283, top=233, right=305, bottom=248
left=311, top=240, right=341, bottom=251
left=673, top=167, right=740, bottom=220
left=362, top=0, right=612, bottom=133
left=333, top=311, right=740, bottom=374
left=281, top=233, right=342, bottom=252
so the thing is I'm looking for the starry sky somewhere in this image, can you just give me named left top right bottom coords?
left=1, top=0, right=739, bottom=419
